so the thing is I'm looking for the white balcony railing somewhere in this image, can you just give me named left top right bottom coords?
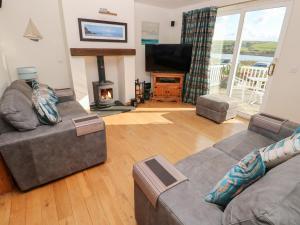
left=235, top=66, right=268, bottom=91
left=209, top=65, right=226, bottom=87
left=209, top=64, right=269, bottom=103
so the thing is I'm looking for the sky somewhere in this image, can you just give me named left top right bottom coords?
left=213, top=7, right=286, bottom=42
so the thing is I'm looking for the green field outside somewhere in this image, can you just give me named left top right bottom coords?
left=211, top=40, right=277, bottom=57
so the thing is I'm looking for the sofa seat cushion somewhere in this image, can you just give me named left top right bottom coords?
left=57, top=101, right=87, bottom=120
left=135, top=147, right=237, bottom=225
left=223, top=155, right=300, bottom=225
left=214, top=130, right=275, bottom=161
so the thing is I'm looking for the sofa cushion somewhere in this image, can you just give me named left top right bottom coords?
left=205, top=150, right=266, bottom=207
left=32, top=87, right=61, bottom=125
left=9, top=80, right=33, bottom=100
left=0, top=88, right=40, bottom=131
left=39, top=84, right=59, bottom=105
left=135, top=147, right=237, bottom=225
left=222, top=155, right=300, bottom=225
left=214, top=130, right=275, bottom=161
left=32, top=80, right=59, bottom=105
left=260, top=131, right=300, bottom=169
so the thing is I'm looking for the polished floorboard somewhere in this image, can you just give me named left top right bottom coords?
left=0, top=102, right=248, bottom=225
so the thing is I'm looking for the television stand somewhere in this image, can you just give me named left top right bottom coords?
left=151, top=72, right=184, bottom=103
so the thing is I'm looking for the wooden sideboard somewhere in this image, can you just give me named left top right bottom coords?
left=0, top=156, right=13, bottom=195
left=152, top=72, right=184, bottom=103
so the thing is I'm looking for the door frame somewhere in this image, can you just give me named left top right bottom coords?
left=215, top=0, right=293, bottom=115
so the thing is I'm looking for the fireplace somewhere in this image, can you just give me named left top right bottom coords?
left=101, top=88, right=113, bottom=101
left=93, top=56, right=115, bottom=106
left=93, top=81, right=114, bottom=105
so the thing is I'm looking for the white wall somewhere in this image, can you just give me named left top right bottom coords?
left=61, top=0, right=135, bottom=49
left=0, top=0, right=72, bottom=89
left=135, top=3, right=178, bottom=82
left=0, top=52, right=11, bottom=95
left=262, top=0, right=300, bottom=122
left=60, top=0, right=136, bottom=108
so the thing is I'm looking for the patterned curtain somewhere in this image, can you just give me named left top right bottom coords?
left=181, top=7, right=218, bottom=104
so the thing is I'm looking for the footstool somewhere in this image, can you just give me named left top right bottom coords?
left=196, top=94, right=239, bottom=123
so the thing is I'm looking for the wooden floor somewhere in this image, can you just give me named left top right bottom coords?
left=0, top=102, right=248, bottom=225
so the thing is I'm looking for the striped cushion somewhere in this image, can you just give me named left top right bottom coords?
left=32, top=81, right=61, bottom=125
left=32, top=80, right=59, bottom=105
left=260, top=128, right=300, bottom=169
left=205, top=150, right=266, bottom=207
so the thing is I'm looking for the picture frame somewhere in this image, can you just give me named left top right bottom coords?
left=78, top=18, right=127, bottom=43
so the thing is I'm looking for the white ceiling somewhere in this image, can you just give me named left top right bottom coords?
left=135, top=0, right=207, bottom=9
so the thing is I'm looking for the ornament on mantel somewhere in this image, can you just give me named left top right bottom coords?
left=23, top=18, right=43, bottom=42
left=98, top=8, right=117, bottom=16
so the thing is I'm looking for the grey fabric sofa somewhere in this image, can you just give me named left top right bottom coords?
left=134, top=114, right=299, bottom=225
left=0, top=82, right=107, bottom=191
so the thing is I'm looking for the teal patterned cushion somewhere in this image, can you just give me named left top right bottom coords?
left=32, top=81, right=61, bottom=125
left=32, top=80, right=59, bottom=105
left=205, top=150, right=266, bottom=207
left=260, top=128, right=300, bottom=169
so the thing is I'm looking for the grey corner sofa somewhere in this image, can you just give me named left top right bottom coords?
left=134, top=113, right=300, bottom=225
left=0, top=81, right=107, bottom=191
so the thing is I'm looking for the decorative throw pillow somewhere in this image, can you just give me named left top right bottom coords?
left=32, top=83, right=61, bottom=125
left=0, top=88, right=40, bottom=131
left=32, top=80, right=59, bottom=105
left=205, top=150, right=266, bottom=207
left=10, top=80, right=33, bottom=100
left=259, top=130, right=300, bottom=169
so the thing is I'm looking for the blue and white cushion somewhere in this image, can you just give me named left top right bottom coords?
left=32, top=81, right=61, bottom=125
left=205, top=150, right=266, bottom=207
left=32, top=80, right=59, bottom=105
left=259, top=128, right=300, bottom=169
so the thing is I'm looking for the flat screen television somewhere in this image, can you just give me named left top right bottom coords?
left=145, top=44, right=193, bottom=73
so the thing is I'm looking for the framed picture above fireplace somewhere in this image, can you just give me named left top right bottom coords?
left=78, top=18, right=127, bottom=42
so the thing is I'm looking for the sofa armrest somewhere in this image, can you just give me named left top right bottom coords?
left=55, top=88, right=75, bottom=103
left=249, top=113, right=299, bottom=141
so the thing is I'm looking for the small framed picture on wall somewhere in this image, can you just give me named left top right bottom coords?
left=78, top=18, right=127, bottom=43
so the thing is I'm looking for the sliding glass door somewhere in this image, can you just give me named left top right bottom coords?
left=209, top=2, right=290, bottom=117
left=209, top=14, right=240, bottom=95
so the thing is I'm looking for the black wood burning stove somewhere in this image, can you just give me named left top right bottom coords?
left=93, top=56, right=115, bottom=107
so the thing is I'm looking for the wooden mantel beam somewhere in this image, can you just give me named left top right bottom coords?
left=70, top=48, right=136, bottom=56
